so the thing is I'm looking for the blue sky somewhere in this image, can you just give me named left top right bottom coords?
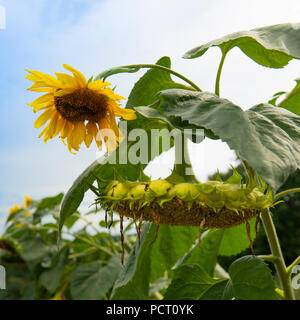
left=1, top=0, right=300, bottom=229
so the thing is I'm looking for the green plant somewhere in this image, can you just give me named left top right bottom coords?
left=7, top=22, right=300, bottom=300
left=0, top=194, right=131, bottom=300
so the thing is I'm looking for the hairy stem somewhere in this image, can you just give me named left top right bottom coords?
left=274, top=187, right=300, bottom=202
left=215, top=51, right=227, bottom=96
left=99, top=64, right=202, bottom=92
left=261, top=209, right=295, bottom=300
left=173, top=132, right=199, bottom=183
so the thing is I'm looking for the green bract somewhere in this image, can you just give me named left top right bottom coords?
left=96, top=176, right=273, bottom=229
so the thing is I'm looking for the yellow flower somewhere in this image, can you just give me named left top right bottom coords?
left=8, top=197, right=31, bottom=218
left=24, top=195, right=32, bottom=208
left=9, top=204, right=21, bottom=215
left=26, top=64, right=136, bottom=153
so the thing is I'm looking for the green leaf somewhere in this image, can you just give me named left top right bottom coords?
left=199, top=279, right=230, bottom=300
left=228, top=255, right=278, bottom=300
left=136, top=89, right=300, bottom=191
left=0, top=264, right=35, bottom=300
left=70, top=255, right=121, bottom=300
left=176, top=229, right=224, bottom=276
left=36, top=193, right=64, bottom=210
left=219, top=218, right=258, bottom=256
left=33, top=193, right=64, bottom=223
left=59, top=57, right=187, bottom=231
left=149, top=278, right=171, bottom=296
left=164, top=264, right=223, bottom=300
left=183, top=23, right=300, bottom=68
left=111, top=223, right=155, bottom=300
left=268, top=91, right=287, bottom=106
left=278, top=79, right=300, bottom=115
left=59, top=147, right=141, bottom=231
left=20, top=237, right=56, bottom=268
left=39, top=249, right=68, bottom=294
left=150, top=225, right=199, bottom=282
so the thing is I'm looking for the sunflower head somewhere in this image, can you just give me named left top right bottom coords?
left=24, top=195, right=32, bottom=208
left=96, top=175, right=273, bottom=230
left=26, top=64, right=136, bottom=153
left=9, top=204, right=21, bottom=215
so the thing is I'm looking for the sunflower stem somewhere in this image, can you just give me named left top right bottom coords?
left=173, top=131, right=199, bottom=183
left=261, top=209, right=295, bottom=300
left=257, top=254, right=280, bottom=264
left=215, top=50, right=227, bottom=97
left=98, top=64, right=202, bottom=92
left=274, top=188, right=300, bottom=202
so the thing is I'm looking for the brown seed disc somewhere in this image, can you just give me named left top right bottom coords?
left=113, top=197, right=260, bottom=229
left=54, top=88, right=109, bottom=122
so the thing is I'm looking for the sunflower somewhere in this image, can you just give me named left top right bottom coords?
left=9, top=195, right=32, bottom=217
left=26, top=64, right=136, bottom=153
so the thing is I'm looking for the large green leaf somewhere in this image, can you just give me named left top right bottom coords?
left=59, top=57, right=188, bottom=231
left=111, top=223, right=155, bottom=300
left=70, top=254, right=121, bottom=300
left=39, top=249, right=68, bottom=294
left=150, top=225, right=199, bottom=282
left=135, top=89, right=300, bottom=191
left=175, top=218, right=258, bottom=272
left=199, top=279, right=230, bottom=300
left=228, top=256, right=278, bottom=300
left=20, top=237, right=57, bottom=270
left=59, top=147, right=140, bottom=231
left=183, top=23, right=300, bottom=68
left=219, top=218, right=258, bottom=256
left=164, top=264, right=224, bottom=300
left=277, top=79, right=300, bottom=115
left=176, top=229, right=224, bottom=276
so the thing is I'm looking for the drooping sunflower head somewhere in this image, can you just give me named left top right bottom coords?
left=26, top=64, right=136, bottom=153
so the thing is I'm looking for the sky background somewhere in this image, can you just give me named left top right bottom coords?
left=1, top=0, right=300, bottom=230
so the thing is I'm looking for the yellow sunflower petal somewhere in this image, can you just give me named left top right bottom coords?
left=55, top=72, right=80, bottom=89
left=61, top=121, right=73, bottom=139
left=101, top=87, right=125, bottom=100
left=63, top=64, right=87, bottom=88
left=98, top=117, right=118, bottom=152
left=46, top=113, right=59, bottom=139
left=27, top=87, right=55, bottom=93
left=110, top=103, right=137, bottom=120
left=95, top=139, right=103, bottom=150
left=34, top=107, right=56, bottom=128
left=9, top=204, right=21, bottom=214
left=69, top=122, right=86, bottom=150
left=84, top=121, right=98, bottom=148
left=38, top=124, right=49, bottom=139
left=27, top=81, right=56, bottom=90
left=26, top=70, right=61, bottom=88
left=54, top=88, right=76, bottom=97
left=87, top=80, right=111, bottom=91
left=28, top=93, right=53, bottom=107
left=32, top=100, right=54, bottom=113
left=53, top=116, right=65, bottom=137
left=67, top=131, right=79, bottom=154
left=107, top=109, right=122, bottom=142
